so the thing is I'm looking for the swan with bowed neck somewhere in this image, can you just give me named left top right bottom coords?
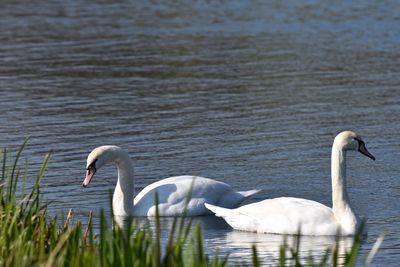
left=205, top=131, right=375, bottom=236
left=82, top=145, right=261, bottom=217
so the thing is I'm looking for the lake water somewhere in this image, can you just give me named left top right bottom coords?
left=0, top=0, right=399, bottom=265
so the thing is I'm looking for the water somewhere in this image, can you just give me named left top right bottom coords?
left=1, top=0, right=399, bottom=265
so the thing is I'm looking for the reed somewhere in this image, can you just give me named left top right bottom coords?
left=0, top=141, right=382, bottom=267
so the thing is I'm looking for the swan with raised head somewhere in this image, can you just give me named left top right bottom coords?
left=83, top=145, right=261, bottom=217
left=205, top=131, right=375, bottom=236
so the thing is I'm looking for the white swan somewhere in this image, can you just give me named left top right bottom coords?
left=205, top=131, right=375, bottom=236
left=82, top=145, right=261, bottom=217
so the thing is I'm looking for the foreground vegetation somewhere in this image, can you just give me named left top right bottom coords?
left=0, top=141, right=382, bottom=266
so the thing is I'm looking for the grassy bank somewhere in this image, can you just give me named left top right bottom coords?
left=0, top=141, right=382, bottom=266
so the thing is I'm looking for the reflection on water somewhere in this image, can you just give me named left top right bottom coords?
left=115, top=215, right=356, bottom=265
left=0, top=0, right=400, bottom=265
left=225, top=230, right=354, bottom=265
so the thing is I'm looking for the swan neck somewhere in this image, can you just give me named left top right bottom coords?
left=331, top=146, right=351, bottom=216
left=113, top=152, right=134, bottom=216
left=331, top=141, right=360, bottom=235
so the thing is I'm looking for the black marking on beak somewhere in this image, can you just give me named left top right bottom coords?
left=87, top=159, right=97, bottom=175
left=83, top=159, right=98, bottom=187
left=355, top=138, right=375, bottom=161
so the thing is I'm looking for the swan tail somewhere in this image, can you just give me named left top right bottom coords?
left=204, top=203, right=233, bottom=217
left=237, top=189, right=262, bottom=198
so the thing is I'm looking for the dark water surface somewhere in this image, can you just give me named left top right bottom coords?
left=1, top=0, right=399, bottom=265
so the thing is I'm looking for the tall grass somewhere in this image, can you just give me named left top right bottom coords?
left=0, top=141, right=382, bottom=267
left=0, top=141, right=229, bottom=267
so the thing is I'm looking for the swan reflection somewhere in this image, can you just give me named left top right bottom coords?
left=223, top=230, right=355, bottom=265
left=114, top=215, right=357, bottom=265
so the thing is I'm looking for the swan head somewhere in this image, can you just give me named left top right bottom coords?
left=83, top=145, right=125, bottom=187
left=333, top=131, right=375, bottom=160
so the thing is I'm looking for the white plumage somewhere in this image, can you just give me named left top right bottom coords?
left=83, top=145, right=260, bottom=216
left=206, top=131, right=375, bottom=236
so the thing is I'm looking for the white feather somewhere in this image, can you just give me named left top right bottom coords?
left=205, top=131, right=375, bottom=236
left=84, top=146, right=260, bottom=217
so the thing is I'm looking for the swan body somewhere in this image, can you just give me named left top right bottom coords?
left=83, top=146, right=260, bottom=217
left=205, top=131, right=375, bottom=236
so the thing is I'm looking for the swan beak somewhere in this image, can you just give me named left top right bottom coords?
left=83, top=167, right=96, bottom=187
left=359, top=142, right=375, bottom=161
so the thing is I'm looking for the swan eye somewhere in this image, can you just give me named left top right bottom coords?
left=354, top=137, right=363, bottom=146
left=87, top=159, right=98, bottom=174
left=354, top=137, right=365, bottom=151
